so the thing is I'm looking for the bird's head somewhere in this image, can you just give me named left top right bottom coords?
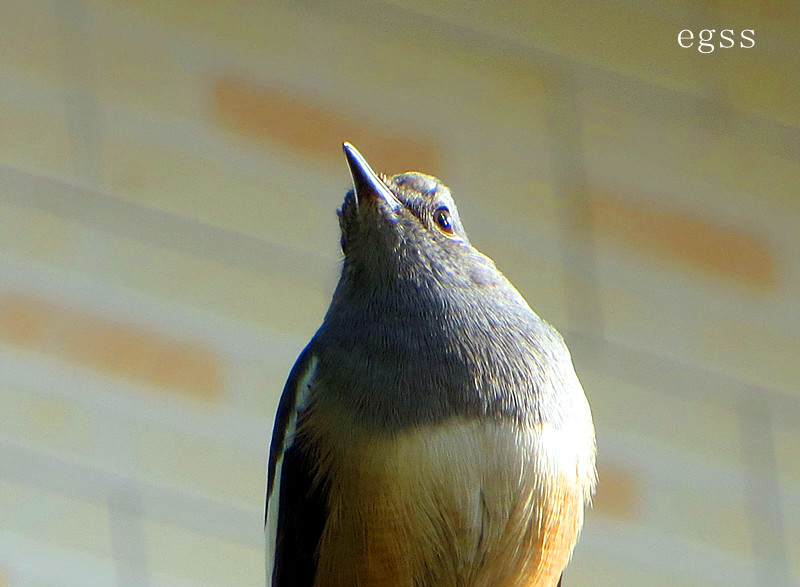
left=338, top=143, right=496, bottom=291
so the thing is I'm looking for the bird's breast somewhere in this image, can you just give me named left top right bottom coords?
left=300, top=408, right=595, bottom=587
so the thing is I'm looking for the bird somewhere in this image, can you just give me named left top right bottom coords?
left=265, top=143, right=596, bottom=586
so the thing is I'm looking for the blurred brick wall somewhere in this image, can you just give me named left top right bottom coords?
left=0, top=1, right=798, bottom=585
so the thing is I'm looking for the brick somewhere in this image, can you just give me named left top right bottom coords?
left=699, top=320, right=800, bottom=399
left=0, top=295, right=51, bottom=348
left=0, top=202, right=79, bottom=269
left=0, top=477, right=112, bottom=558
left=86, top=5, right=562, bottom=251
left=563, top=371, right=752, bottom=559
left=716, top=0, right=800, bottom=32
left=725, top=56, right=800, bottom=128
left=588, top=193, right=775, bottom=289
left=224, top=340, right=303, bottom=418
left=0, top=294, right=222, bottom=402
left=379, top=1, right=705, bottom=93
left=69, top=319, right=221, bottom=401
left=0, top=384, right=96, bottom=462
left=134, top=426, right=264, bottom=509
left=567, top=547, right=706, bottom=587
left=593, top=274, right=800, bottom=418
left=581, top=102, right=800, bottom=213
left=0, top=102, right=74, bottom=182
left=67, top=320, right=221, bottom=403
left=104, top=234, right=333, bottom=336
left=648, top=476, right=753, bottom=557
left=213, top=79, right=441, bottom=174
left=593, top=461, right=642, bottom=521
left=82, top=1, right=800, bottom=135
left=774, top=422, right=800, bottom=490
left=477, top=236, right=570, bottom=330
left=102, top=135, right=341, bottom=259
left=90, top=17, right=202, bottom=119
left=144, top=518, right=262, bottom=586
left=84, top=0, right=260, bottom=43
left=786, top=497, right=800, bottom=584
left=586, top=367, right=743, bottom=468
left=86, top=0, right=543, bottom=129
left=0, top=1, right=62, bottom=82
left=398, top=0, right=799, bottom=99
left=452, top=138, right=558, bottom=234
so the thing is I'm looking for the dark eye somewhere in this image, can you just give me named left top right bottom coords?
left=433, top=207, right=454, bottom=234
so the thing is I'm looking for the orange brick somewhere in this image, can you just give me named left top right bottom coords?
left=0, top=295, right=51, bottom=347
left=67, top=320, right=154, bottom=380
left=62, top=316, right=222, bottom=402
left=148, top=342, right=221, bottom=400
left=592, top=460, right=641, bottom=521
left=588, top=193, right=775, bottom=289
left=0, top=294, right=222, bottom=401
left=212, top=78, right=442, bottom=174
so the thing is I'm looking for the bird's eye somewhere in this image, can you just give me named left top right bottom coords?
left=433, top=207, right=454, bottom=235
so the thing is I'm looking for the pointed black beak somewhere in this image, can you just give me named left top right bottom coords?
left=342, top=142, right=401, bottom=210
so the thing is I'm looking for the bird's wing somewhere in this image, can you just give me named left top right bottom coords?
left=265, top=346, right=328, bottom=586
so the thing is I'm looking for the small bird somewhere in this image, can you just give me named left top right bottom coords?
left=266, top=143, right=596, bottom=586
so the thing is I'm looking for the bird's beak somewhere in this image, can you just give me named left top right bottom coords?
left=342, top=142, right=401, bottom=211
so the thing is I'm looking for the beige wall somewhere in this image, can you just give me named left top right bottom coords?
left=0, top=1, right=798, bottom=585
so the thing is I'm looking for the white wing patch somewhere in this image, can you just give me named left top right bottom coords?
left=265, top=355, right=317, bottom=585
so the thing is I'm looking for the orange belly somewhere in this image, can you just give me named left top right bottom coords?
left=303, top=417, right=594, bottom=587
